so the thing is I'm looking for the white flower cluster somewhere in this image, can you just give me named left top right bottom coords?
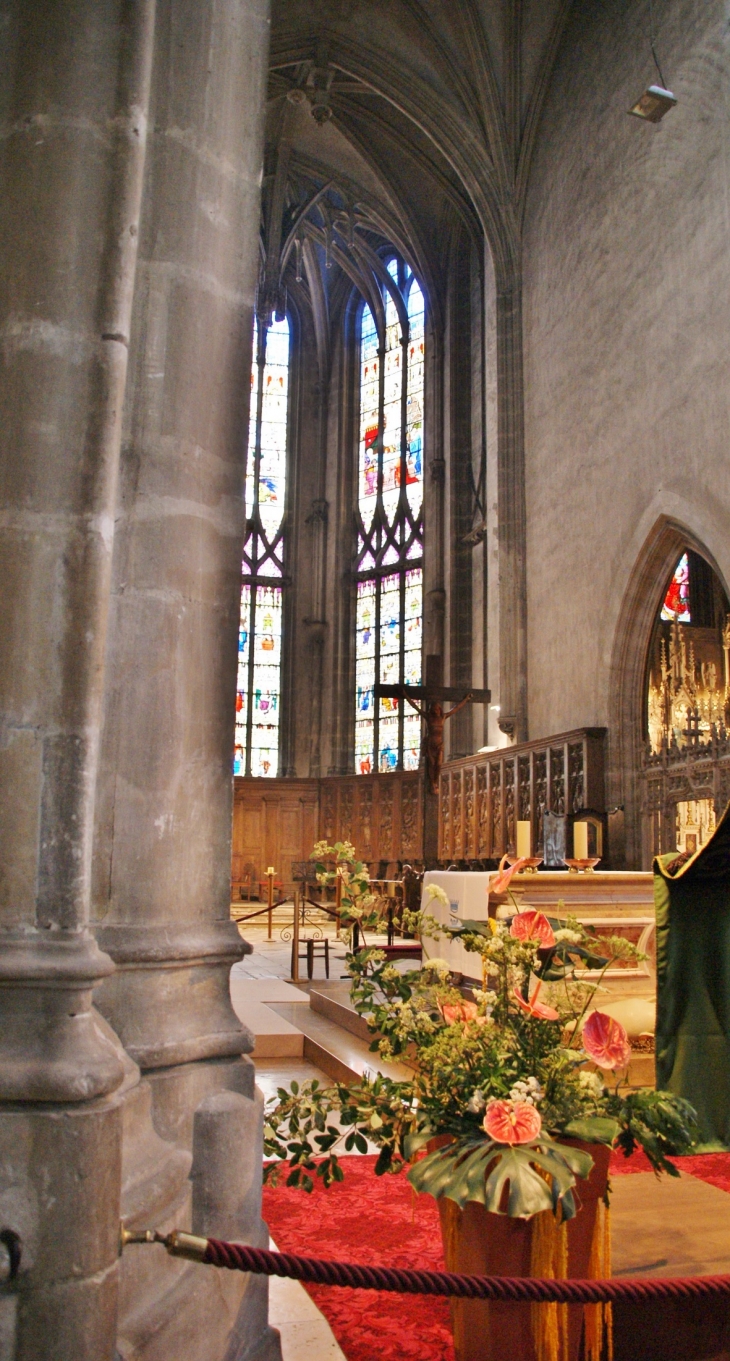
left=389, top=996, right=439, bottom=1041
left=422, top=957, right=452, bottom=976
left=380, top=965, right=401, bottom=983
left=509, top=1076, right=544, bottom=1106
left=554, top=928, right=582, bottom=944
left=472, top=988, right=498, bottom=1010
left=578, top=1070, right=605, bottom=1099
left=425, top=884, right=450, bottom=909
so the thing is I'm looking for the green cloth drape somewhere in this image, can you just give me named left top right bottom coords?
left=654, top=802, right=730, bottom=1149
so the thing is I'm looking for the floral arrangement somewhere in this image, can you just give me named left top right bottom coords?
left=308, top=839, right=423, bottom=941
left=264, top=858, right=697, bottom=1219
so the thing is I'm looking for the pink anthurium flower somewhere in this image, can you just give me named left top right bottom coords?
left=512, top=982, right=560, bottom=1022
left=439, top=1000, right=487, bottom=1026
left=489, top=853, right=528, bottom=897
left=510, top=910, right=556, bottom=949
left=484, top=1099, right=542, bottom=1145
left=582, top=1010, right=632, bottom=1070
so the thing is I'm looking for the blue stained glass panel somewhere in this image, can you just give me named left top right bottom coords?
left=354, top=258, right=424, bottom=775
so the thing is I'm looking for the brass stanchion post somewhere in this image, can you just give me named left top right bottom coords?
left=291, top=888, right=300, bottom=982
left=335, top=869, right=342, bottom=936
left=266, top=866, right=275, bottom=940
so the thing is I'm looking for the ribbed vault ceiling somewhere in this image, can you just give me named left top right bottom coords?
left=262, top=0, right=573, bottom=367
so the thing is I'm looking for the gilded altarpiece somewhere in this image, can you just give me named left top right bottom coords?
left=641, top=618, right=730, bottom=860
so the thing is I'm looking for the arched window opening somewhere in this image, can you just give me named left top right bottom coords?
left=235, top=315, right=290, bottom=777
left=354, top=258, right=424, bottom=774
left=645, top=548, right=730, bottom=853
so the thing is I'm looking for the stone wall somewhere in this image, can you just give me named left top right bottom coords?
left=522, top=0, right=730, bottom=863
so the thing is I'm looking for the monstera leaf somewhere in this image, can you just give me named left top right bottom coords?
left=407, top=1136, right=594, bottom=1219
left=563, top=1115, right=620, bottom=1145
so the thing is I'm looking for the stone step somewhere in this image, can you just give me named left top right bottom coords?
left=229, top=983, right=304, bottom=1059
left=308, top=982, right=373, bottom=1043
left=267, top=1002, right=409, bottom=1086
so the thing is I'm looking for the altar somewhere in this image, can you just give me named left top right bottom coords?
left=421, top=869, right=656, bottom=1004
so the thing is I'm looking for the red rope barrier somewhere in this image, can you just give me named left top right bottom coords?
left=203, top=1238, right=730, bottom=1305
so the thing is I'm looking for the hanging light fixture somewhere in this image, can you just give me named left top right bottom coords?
left=628, top=0, right=676, bottom=122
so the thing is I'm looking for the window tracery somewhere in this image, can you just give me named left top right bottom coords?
left=235, top=315, right=290, bottom=777
left=354, top=258, right=424, bottom=774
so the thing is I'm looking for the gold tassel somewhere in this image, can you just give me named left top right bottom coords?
left=584, top=1198, right=612, bottom=1361
left=530, top=1208, right=569, bottom=1361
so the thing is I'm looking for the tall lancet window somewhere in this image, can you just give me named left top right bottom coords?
left=355, top=257, right=424, bottom=774
left=234, top=315, right=290, bottom=777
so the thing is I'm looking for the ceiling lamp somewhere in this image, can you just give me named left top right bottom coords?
left=628, top=0, right=676, bottom=122
left=628, top=84, right=677, bottom=122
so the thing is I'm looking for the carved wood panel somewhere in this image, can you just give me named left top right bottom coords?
left=232, top=773, right=424, bottom=895
left=438, top=729, right=607, bottom=863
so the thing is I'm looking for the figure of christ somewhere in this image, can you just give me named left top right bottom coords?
left=404, top=691, right=473, bottom=793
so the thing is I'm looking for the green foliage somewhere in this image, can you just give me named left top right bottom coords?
left=309, top=840, right=435, bottom=944
left=608, top=1087, right=700, bottom=1176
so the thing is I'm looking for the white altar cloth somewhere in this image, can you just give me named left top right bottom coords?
left=420, top=869, right=656, bottom=990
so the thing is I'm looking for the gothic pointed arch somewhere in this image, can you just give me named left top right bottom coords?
left=609, top=518, right=730, bottom=867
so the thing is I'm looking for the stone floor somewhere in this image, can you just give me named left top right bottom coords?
left=268, top=1238, right=347, bottom=1361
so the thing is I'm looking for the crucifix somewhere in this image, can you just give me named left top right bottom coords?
left=375, top=655, right=490, bottom=859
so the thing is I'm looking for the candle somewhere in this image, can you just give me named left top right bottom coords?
left=267, top=866, right=275, bottom=877
left=573, top=823, right=589, bottom=860
left=516, top=821, right=531, bottom=859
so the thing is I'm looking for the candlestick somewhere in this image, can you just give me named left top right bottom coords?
left=573, top=822, right=589, bottom=860
left=516, top=821, right=531, bottom=859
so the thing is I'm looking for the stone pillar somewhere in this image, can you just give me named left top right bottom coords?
left=496, top=273, right=528, bottom=743
left=93, top=0, right=270, bottom=1076
left=90, top=4, right=279, bottom=1358
left=0, top=1, right=155, bottom=1356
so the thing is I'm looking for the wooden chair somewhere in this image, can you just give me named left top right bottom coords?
left=291, top=936, right=330, bottom=980
left=239, top=863, right=259, bottom=901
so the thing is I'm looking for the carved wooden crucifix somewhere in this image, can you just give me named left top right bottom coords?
left=376, top=655, right=490, bottom=795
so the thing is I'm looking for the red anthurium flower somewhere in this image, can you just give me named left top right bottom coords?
left=489, top=853, right=528, bottom=897
left=484, top=1099, right=542, bottom=1145
left=582, top=1011, right=632, bottom=1070
left=510, top=910, right=556, bottom=949
left=512, top=984, right=560, bottom=1022
left=439, top=1000, right=487, bottom=1026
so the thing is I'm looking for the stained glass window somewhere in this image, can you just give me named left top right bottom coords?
left=355, top=259, right=424, bottom=774
left=661, top=552, right=691, bottom=623
left=234, top=316, right=289, bottom=777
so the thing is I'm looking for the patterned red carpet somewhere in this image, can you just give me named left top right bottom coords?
left=262, top=1151, right=730, bottom=1361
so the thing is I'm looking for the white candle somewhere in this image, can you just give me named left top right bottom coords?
left=516, top=821, right=531, bottom=858
left=573, top=823, right=589, bottom=860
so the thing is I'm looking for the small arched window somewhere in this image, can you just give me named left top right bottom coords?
left=354, top=257, right=425, bottom=773
left=235, top=315, right=290, bottom=777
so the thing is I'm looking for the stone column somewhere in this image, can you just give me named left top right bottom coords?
left=91, top=5, right=278, bottom=1357
left=93, top=0, right=270, bottom=1077
left=0, top=1, right=154, bottom=1356
left=496, top=273, right=528, bottom=743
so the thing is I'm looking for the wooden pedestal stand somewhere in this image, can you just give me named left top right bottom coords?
left=437, top=1143, right=611, bottom=1361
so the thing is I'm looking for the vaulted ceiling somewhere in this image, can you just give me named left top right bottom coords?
left=264, top=0, right=572, bottom=309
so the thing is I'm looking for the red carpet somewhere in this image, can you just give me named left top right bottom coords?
left=262, top=1150, right=730, bottom=1361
